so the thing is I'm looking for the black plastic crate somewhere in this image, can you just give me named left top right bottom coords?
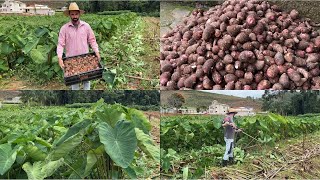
left=63, top=52, right=103, bottom=86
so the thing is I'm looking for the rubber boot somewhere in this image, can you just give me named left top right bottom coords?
left=229, top=157, right=234, bottom=164
left=222, top=160, right=228, bottom=167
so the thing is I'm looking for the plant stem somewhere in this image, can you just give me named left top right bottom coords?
left=64, top=160, right=83, bottom=179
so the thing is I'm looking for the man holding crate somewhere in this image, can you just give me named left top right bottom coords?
left=57, top=2, right=100, bottom=90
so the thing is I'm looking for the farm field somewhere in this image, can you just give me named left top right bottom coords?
left=0, top=100, right=160, bottom=179
left=160, top=114, right=320, bottom=179
left=0, top=13, right=159, bottom=90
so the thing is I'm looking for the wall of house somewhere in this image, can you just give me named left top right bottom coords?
left=0, top=1, right=26, bottom=13
left=26, top=8, right=55, bottom=15
left=208, top=105, right=228, bottom=114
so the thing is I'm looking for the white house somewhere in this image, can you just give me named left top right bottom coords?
left=0, top=0, right=55, bottom=15
left=160, top=107, right=176, bottom=114
left=25, top=4, right=55, bottom=15
left=178, top=107, right=198, bottom=114
left=0, top=0, right=26, bottom=13
left=3, top=96, right=22, bottom=104
left=229, top=107, right=255, bottom=116
left=208, top=100, right=229, bottom=115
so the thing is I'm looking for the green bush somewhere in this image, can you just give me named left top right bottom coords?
left=97, top=10, right=131, bottom=15
left=128, top=105, right=159, bottom=111
left=138, top=11, right=160, bottom=17
left=65, top=103, right=93, bottom=108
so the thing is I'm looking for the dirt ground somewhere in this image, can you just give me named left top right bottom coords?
left=272, top=1, right=320, bottom=24
left=210, top=130, right=320, bottom=179
left=145, top=111, right=160, bottom=145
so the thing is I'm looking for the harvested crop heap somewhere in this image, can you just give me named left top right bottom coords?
left=160, top=0, right=320, bottom=90
left=64, top=55, right=100, bottom=77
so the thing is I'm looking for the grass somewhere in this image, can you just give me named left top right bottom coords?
left=210, top=130, right=320, bottom=179
left=118, top=16, right=160, bottom=90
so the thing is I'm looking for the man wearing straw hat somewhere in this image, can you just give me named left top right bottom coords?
left=221, top=110, right=241, bottom=167
left=57, top=2, right=100, bottom=90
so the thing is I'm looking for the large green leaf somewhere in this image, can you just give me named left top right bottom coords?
left=22, top=158, right=64, bottom=180
left=35, top=137, right=52, bottom=148
left=123, top=166, right=137, bottom=179
left=53, top=119, right=91, bottom=147
left=35, top=27, right=49, bottom=38
left=30, top=48, right=46, bottom=64
left=8, top=34, right=25, bottom=48
left=24, top=144, right=46, bottom=161
left=67, top=158, right=86, bottom=179
left=0, top=60, right=9, bottom=71
left=212, top=118, right=221, bottom=129
left=69, top=146, right=103, bottom=179
left=48, top=131, right=84, bottom=160
left=126, top=108, right=151, bottom=134
left=96, top=105, right=125, bottom=128
left=98, top=120, right=137, bottom=168
left=269, top=113, right=288, bottom=124
left=22, top=38, right=40, bottom=54
left=102, top=69, right=116, bottom=87
left=83, top=150, right=97, bottom=177
left=0, top=42, right=14, bottom=55
left=0, top=143, right=18, bottom=175
left=135, top=128, right=159, bottom=161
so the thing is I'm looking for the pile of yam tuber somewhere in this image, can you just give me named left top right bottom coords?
left=64, top=54, right=100, bottom=77
left=160, top=0, right=320, bottom=90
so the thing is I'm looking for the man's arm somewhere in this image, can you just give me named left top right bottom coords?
left=87, top=25, right=100, bottom=60
left=57, top=27, right=66, bottom=69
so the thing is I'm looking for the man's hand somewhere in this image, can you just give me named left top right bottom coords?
left=58, top=57, right=64, bottom=69
left=95, top=52, right=101, bottom=61
left=222, top=121, right=230, bottom=127
left=230, top=123, right=237, bottom=129
left=235, top=128, right=242, bottom=133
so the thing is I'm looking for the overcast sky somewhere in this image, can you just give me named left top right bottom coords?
left=202, top=90, right=265, bottom=98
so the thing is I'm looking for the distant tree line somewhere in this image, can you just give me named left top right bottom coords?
left=20, top=90, right=160, bottom=108
left=262, top=91, right=320, bottom=115
left=66, top=1, right=160, bottom=16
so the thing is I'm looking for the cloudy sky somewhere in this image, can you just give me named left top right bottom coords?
left=202, top=90, right=265, bottom=98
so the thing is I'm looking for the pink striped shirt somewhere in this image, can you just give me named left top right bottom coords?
left=57, top=20, right=99, bottom=58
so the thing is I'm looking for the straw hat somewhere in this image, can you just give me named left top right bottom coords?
left=63, top=2, right=85, bottom=16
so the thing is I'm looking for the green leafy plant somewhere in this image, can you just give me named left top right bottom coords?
left=0, top=99, right=159, bottom=179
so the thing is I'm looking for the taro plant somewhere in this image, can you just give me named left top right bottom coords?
left=0, top=99, right=159, bottom=179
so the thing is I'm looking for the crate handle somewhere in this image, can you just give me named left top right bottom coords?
left=80, top=75, right=89, bottom=80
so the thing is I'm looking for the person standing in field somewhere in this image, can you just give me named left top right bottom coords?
left=57, top=2, right=100, bottom=90
left=221, top=110, right=241, bottom=167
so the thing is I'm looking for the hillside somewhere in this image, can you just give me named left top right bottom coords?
left=161, top=91, right=262, bottom=111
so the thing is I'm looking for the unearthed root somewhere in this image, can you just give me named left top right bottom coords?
left=161, top=0, right=320, bottom=90
left=64, top=54, right=100, bottom=77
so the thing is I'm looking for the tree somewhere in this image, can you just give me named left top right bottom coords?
left=167, top=93, right=185, bottom=109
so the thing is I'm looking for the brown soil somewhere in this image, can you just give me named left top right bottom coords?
left=0, top=76, right=67, bottom=90
left=145, top=111, right=160, bottom=145
left=210, top=131, right=320, bottom=179
left=122, top=17, right=160, bottom=90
